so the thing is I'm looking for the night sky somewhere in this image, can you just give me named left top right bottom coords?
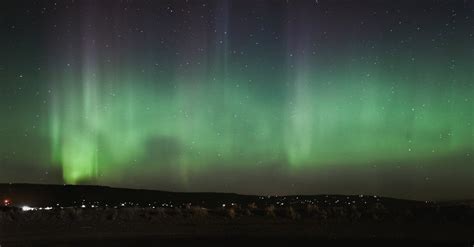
left=0, top=0, right=472, bottom=200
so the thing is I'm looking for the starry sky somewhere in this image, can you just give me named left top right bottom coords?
left=0, top=0, right=472, bottom=200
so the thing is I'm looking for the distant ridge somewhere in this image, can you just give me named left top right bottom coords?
left=0, top=183, right=253, bottom=207
left=0, top=183, right=428, bottom=208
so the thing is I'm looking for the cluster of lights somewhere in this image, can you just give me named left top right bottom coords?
left=2, top=195, right=398, bottom=212
left=21, top=206, right=53, bottom=211
left=21, top=206, right=34, bottom=211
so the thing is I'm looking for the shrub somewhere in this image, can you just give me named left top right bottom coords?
left=189, top=206, right=208, bottom=218
left=285, top=206, right=300, bottom=220
left=248, top=202, right=258, bottom=209
left=349, top=205, right=362, bottom=222
left=227, top=207, right=236, bottom=219
left=264, top=205, right=276, bottom=218
left=317, top=208, right=328, bottom=221
left=305, top=204, right=320, bottom=217
left=172, top=207, right=183, bottom=217
left=369, top=202, right=388, bottom=221
left=153, top=207, right=167, bottom=218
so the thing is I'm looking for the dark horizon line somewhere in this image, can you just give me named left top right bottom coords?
left=2, top=182, right=472, bottom=203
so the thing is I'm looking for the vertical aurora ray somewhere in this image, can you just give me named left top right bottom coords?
left=49, top=4, right=102, bottom=183
left=284, top=7, right=316, bottom=166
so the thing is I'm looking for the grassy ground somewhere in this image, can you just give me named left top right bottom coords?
left=1, top=208, right=473, bottom=246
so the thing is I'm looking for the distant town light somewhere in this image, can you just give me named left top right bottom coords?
left=22, top=206, right=34, bottom=211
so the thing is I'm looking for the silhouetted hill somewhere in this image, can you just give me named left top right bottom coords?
left=0, top=183, right=427, bottom=209
left=0, top=183, right=260, bottom=208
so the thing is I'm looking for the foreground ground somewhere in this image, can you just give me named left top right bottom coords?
left=1, top=184, right=474, bottom=246
left=1, top=210, right=473, bottom=246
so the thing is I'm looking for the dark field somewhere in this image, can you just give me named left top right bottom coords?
left=2, top=205, right=474, bottom=246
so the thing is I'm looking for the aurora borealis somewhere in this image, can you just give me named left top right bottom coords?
left=0, top=0, right=472, bottom=200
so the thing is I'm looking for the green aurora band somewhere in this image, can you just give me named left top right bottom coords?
left=48, top=52, right=473, bottom=184
left=1, top=1, right=471, bottom=194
